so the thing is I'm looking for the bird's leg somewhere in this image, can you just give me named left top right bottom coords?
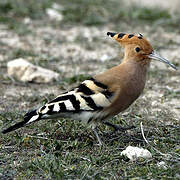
left=92, top=128, right=103, bottom=146
left=104, top=121, right=135, bottom=132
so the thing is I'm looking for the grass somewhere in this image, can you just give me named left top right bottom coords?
left=0, top=0, right=180, bottom=179
left=0, top=0, right=52, bottom=19
left=63, top=74, right=91, bottom=84
left=0, top=0, right=178, bottom=28
left=61, top=0, right=171, bottom=26
left=1, top=93, right=180, bottom=179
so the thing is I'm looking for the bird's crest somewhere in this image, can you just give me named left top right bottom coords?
left=107, top=32, right=143, bottom=41
left=107, top=32, right=152, bottom=50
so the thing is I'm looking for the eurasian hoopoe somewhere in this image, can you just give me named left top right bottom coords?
left=2, top=32, right=177, bottom=145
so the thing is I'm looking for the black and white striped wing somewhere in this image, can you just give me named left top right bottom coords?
left=37, top=78, right=114, bottom=120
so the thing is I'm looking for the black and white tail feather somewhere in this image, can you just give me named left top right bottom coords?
left=2, top=78, right=114, bottom=139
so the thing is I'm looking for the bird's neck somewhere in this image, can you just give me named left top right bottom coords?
left=122, top=57, right=150, bottom=73
left=119, top=58, right=149, bottom=90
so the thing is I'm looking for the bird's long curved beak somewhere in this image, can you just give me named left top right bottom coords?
left=148, top=51, right=177, bottom=70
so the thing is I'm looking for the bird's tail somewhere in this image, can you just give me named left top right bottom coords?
left=2, top=109, right=41, bottom=134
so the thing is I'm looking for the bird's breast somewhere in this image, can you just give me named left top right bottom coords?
left=109, top=65, right=147, bottom=115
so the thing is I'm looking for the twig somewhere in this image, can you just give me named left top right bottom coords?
left=26, top=135, right=51, bottom=140
left=1, top=145, right=16, bottom=149
left=140, top=122, right=149, bottom=145
left=140, top=122, right=172, bottom=158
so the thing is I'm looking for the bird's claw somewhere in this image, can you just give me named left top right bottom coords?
left=113, top=125, right=136, bottom=132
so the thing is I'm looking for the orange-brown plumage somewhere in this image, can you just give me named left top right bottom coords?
left=94, top=33, right=153, bottom=118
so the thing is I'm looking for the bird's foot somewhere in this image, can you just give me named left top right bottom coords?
left=113, top=124, right=136, bottom=132
left=104, top=122, right=135, bottom=132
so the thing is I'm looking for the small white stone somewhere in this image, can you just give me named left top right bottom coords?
left=121, top=146, right=152, bottom=161
left=46, top=8, right=63, bottom=21
left=157, top=161, right=168, bottom=169
left=23, top=17, right=31, bottom=24
left=7, top=58, right=59, bottom=83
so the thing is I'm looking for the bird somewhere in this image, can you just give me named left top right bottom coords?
left=2, top=32, right=177, bottom=145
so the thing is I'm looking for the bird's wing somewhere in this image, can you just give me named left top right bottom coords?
left=38, top=78, right=114, bottom=118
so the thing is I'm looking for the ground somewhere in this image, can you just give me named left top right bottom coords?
left=0, top=0, right=180, bottom=179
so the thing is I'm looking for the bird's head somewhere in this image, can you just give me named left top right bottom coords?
left=107, top=32, right=177, bottom=70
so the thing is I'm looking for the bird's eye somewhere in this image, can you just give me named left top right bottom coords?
left=135, top=47, right=141, bottom=52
